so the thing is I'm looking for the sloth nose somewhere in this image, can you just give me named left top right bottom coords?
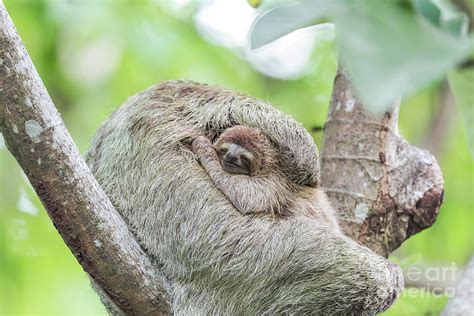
left=224, top=153, right=239, bottom=164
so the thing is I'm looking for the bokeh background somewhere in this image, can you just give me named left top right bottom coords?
left=0, top=1, right=472, bottom=315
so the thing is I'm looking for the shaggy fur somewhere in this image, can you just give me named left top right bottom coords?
left=86, top=80, right=403, bottom=315
left=192, top=127, right=340, bottom=226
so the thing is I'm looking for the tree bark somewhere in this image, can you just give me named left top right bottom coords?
left=0, top=2, right=170, bottom=315
left=321, top=69, right=445, bottom=257
left=442, top=255, right=474, bottom=316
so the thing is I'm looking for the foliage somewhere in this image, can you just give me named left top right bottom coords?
left=414, top=0, right=469, bottom=36
left=449, top=68, right=474, bottom=155
left=250, top=0, right=474, bottom=148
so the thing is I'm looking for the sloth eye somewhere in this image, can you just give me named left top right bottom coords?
left=219, top=148, right=228, bottom=155
left=240, top=155, right=251, bottom=168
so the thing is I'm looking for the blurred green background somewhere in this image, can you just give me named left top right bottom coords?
left=0, top=1, right=472, bottom=315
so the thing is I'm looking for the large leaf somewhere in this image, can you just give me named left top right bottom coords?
left=414, top=0, right=469, bottom=37
left=250, top=0, right=473, bottom=112
left=336, top=0, right=473, bottom=112
left=449, top=68, right=474, bottom=157
left=249, top=0, right=341, bottom=49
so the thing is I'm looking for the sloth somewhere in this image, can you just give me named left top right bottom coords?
left=192, top=125, right=340, bottom=228
left=86, top=80, right=403, bottom=315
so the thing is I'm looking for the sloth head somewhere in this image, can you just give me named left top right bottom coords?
left=214, top=125, right=278, bottom=176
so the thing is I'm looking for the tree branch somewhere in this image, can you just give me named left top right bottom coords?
left=421, top=80, right=457, bottom=158
left=442, top=255, right=474, bottom=316
left=0, top=2, right=170, bottom=314
left=321, top=69, right=445, bottom=257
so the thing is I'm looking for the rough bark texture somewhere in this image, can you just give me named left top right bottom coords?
left=442, top=255, right=474, bottom=316
left=321, top=69, right=445, bottom=257
left=0, top=2, right=170, bottom=315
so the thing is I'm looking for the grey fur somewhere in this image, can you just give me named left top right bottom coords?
left=86, top=80, right=403, bottom=315
left=192, top=132, right=340, bottom=227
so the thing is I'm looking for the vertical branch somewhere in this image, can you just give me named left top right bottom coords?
left=320, top=69, right=444, bottom=257
left=442, top=255, right=474, bottom=316
left=422, top=80, right=457, bottom=157
left=0, top=2, right=170, bottom=314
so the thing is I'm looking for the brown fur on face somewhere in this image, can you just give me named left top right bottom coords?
left=213, top=126, right=278, bottom=176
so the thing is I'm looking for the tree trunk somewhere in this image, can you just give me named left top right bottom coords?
left=442, top=255, right=474, bottom=316
left=0, top=2, right=170, bottom=315
left=321, top=68, right=444, bottom=257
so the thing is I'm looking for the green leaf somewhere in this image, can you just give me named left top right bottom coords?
left=250, top=0, right=472, bottom=113
left=247, top=0, right=262, bottom=8
left=336, top=0, right=473, bottom=112
left=414, top=0, right=469, bottom=37
left=448, top=68, right=474, bottom=157
left=249, top=0, right=341, bottom=49
left=414, top=0, right=442, bottom=27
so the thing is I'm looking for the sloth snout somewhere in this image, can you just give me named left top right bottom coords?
left=224, top=153, right=240, bottom=165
